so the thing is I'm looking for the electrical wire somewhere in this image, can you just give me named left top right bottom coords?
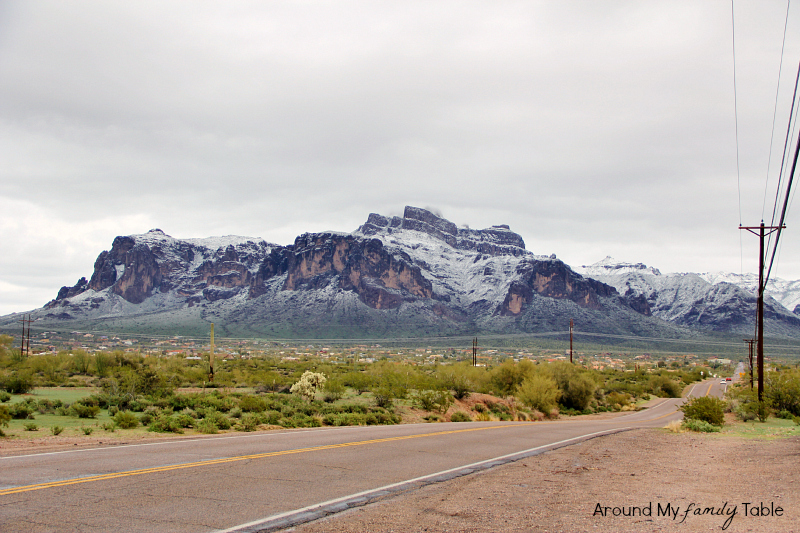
left=763, top=0, right=792, bottom=221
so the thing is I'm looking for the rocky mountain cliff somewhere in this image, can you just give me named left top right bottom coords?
left=6, top=208, right=800, bottom=339
left=576, top=257, right=800, bottom=336
left=2, top=206, right=689, bottom=339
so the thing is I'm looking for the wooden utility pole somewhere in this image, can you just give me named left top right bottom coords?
left=740, top=222, right=784, bottom=402
left=209, top=323, right=215, bottom=382
left=19, top=314, right=31, bottom=357
left=472, top=337, right=477, bottom=366
left=744, top=338, right=755, bottom=389
left=569, top=319, right=574, bottom=363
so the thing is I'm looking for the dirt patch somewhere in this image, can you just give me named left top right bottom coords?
left=286, top=429, right=800, bottom=533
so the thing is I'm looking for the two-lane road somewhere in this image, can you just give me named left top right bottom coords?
left=0, top=385, right=715, bottom=532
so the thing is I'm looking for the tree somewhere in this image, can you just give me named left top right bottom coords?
left=516, top=374, right=560, bottom=414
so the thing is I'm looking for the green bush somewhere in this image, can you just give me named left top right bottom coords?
left=2, top=372, right=34, bottom=394
left=765, top=370, right=800, bottom=416
left=113, top=411, right=140, bottom=429
left=24, top=422, right=38, bottom=431
left=196, top=418, right=219, bottom=434
left=149, top=415, right=184, bottom=434
left=51, top=425, right=64, bottom=435
left=0, top=391, right=10, bottom=402
left=81, top=426, right=94, bottom=435
left=516, top=374, right=560, bottom=414
left=649, top=375, right=683, bottom=398
left=238, top=413, right=260, bottom=432
left=413, top=390, right=453, bottom=413
left=68, top=402, right=101, bottom=419
left=680, top=396, right=725, bottom=426
left=0, top=405, right=9, bottom=436
left=323, top=379, right=346, bottom=403
left=683, top=419, right=721, bottom=432
left=10, top=403, right=35, bottom=420
left=203, top=410, right=232, bottom=430
left=450, top=411, right=472, bottom=422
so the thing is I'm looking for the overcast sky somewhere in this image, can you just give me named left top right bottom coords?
left=3, top=0, right=800, bottom=315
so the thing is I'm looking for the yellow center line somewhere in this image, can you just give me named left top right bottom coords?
left=0, top=424, right=521, bottom=497
left=705, top=383, right=713, bottom=397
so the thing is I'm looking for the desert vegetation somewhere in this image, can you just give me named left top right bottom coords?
left=0, top=333, right=706, bottom=438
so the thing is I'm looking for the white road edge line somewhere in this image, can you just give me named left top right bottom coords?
left=214, top=427, right=635, bottom=533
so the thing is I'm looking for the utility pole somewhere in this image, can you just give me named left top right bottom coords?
left=19, top=315, right=27, bottom=357
left=740, top=222, right=784, bottom=402
left=744, top=338, right=755, bottom=389
left=569, top=319, right=574, bottom=364
left=209, top=323, right=215, bottom=382
left=472, top=337, right=477, bottom=366
left=26, top=315, right=31, bottom=355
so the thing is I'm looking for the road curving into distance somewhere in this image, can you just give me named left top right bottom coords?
left=0, top=380, right=721, bottom=533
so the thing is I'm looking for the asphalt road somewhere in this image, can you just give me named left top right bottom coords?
left=0, top=384, right=714, bottom=533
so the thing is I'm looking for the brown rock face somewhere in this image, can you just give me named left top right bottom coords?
left=111, top=243, right=162, bottom=304
left=498, top=259, right=616, bottom=316
left=254, top=233, right=433, bottom=309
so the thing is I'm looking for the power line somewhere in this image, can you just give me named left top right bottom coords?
left=763, top=0, right=793, bottom=220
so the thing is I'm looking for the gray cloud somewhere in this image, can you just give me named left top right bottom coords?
left=2, top=0, right=800, bottom=314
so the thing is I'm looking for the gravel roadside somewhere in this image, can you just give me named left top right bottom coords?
left=285, top=429, right=800, bottom=533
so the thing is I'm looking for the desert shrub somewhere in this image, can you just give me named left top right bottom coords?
left=238, top=413, right=260, bottom=432
left=777, top=409, right=794, bottom=420
left=101, top=422, right=115, bottom=432
left=794, top=416, right=800, bottom=426
left=108, top=405, right=119, bottom=416
left=765, top=370, right=800, bottom=416
left=0, top=405, right=9, bottom=436
left=683, top=419, right=721, bottom=433
left=680, top=396, right=725, bottom=426
left=450, top=411, right=472, bottom=422
left=365, top=411, right=399, bottom=425
left=560, top=373, right=597, bottom=411
left=24, top=422, right=38, bottom=431
left=423, top=414, right=442, bottom=422
left=2, top=372, right=34, bottom=394
left=203, top=409, right=232, bottom=430
left=371, top=386, right=396, bottom=408
left=490, top=359, right=536, bottom=396
left=606, top=391, right=632, bottom=409
left=149, top=415, right=183, bottom=433
left=260, top=410, right=282, bottom=425
left=68, top=402, right=101, bottom=419
left=81, top=426, right=94, bottom=435
left=472, top=403, right=487, bottom=413
left=114, top=410, right=140, bottom=429
left=51, top=425, right=64, bottom=435
left=413, top=390, right=453, bottom=413
left=322, top=412, right=367, bottom=426
left=516, top=374, right=561, bottom=414
left=0, top=391, right=11, bottom=402
left=648, top=376, right=683, bottom=398
left=196, top=418, right=219, bottom=434
left=239, top=395, right=267, bottom=413
left=9, top=402, right=34, bottom=420
left=342, top=371, right=374, bottom=394
left=174, top=412, right=196, bottom=428
left=322, top=379, right=346, bottom=403
left=229, top=407, right=242, bottom=419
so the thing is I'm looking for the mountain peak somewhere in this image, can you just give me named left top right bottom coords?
left=357, top=206, right=526, bottom=256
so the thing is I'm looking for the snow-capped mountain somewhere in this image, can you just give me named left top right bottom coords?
left=699, top=272, right=800, bottom=314
left=576, top=257, right=800, bottom=336
left=1, top=207, right=686, bottom=339
left=6, top=210, right=800, bottom=339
